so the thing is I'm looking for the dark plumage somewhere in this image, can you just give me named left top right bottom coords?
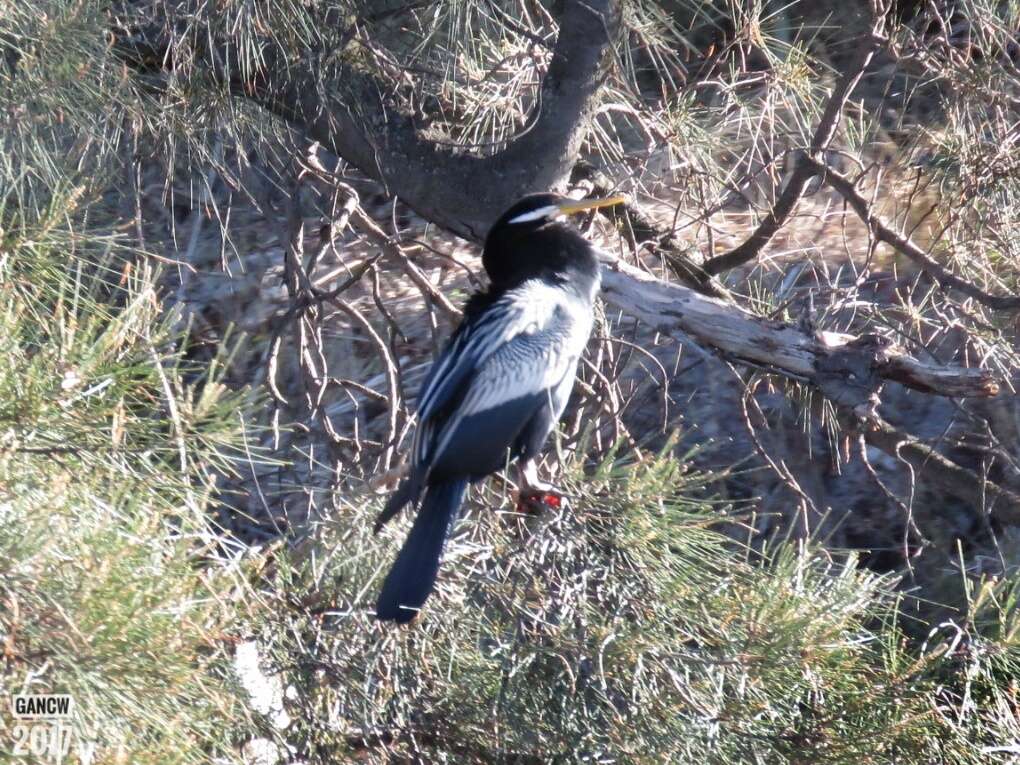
left=374, top=192, right=624, bottom=623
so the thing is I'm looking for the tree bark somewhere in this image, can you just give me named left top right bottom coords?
left=599, top=256, right=999, bottom=399
left=244, top=1, right=620, bottom=241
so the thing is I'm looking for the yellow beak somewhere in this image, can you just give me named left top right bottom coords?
left=555, top=195, right=627, bottom=215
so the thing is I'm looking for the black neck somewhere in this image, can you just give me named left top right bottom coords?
left=482, top=221, right=600, bottom=298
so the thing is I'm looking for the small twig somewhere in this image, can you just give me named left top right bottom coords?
left=862, top=412, right=1020, bottom=527
left=701, top=35, right=882, bottom=277
left=856, top=430, right=925, bottom=568
left=738, top=371, right=824, bottom=531
left=147, top=340, right=188, bottom=474
left=336, top=378, right=388, bottom=404
left=599, top=334, right=671, bottom=430
left=327, top=295, right=401, bottom=471
left=348, top=208, right=462, bottom=321
left=177, top=135, right=223, bottom=298
left=570, top=162, right=733, bottom=301
left=803, top=156, right=1020, bottom=311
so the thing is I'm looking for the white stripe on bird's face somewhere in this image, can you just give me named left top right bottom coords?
left=506, top=205, right=561, bottom=225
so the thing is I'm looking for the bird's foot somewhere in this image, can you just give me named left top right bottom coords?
left=516, top=459, right=568, bottom=514
left=515, top=488, right=567, bottom=514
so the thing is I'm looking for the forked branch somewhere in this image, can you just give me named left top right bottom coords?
left=802, top=157, right=1020, bottom=311
left=700, top=34, right=883, bottom=278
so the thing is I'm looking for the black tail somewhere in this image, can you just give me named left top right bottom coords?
left=376, top=480, right=467, bottom=623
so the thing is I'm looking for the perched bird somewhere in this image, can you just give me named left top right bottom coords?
left=374, top=192, right=625, bottom=623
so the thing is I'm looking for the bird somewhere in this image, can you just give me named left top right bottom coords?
left=373, top=191, right=625, bottom=623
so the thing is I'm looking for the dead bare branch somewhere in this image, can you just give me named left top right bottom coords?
left=700, top=35, right=882, bottom=278
left=599, top=255, right=1000, bottom=399
left=803, top=156, right=1020, bottom=311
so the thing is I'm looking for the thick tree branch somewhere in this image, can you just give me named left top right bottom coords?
left=119, top=4, right=1003, bottom=395
left=249, top=1, right=619, bottom=241
left=599, top=255, right=999, bottom=398
left=114, top=0, right=619, bottom=238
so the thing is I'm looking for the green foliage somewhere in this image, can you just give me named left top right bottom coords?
left=0, top=11, right=258, bottom=759
left=247, top=450, right=1020, bottom=763
left=0, top=212, right=259, bottom=763
left=0, top=213, right=260, bottom=765
left=4, top=1, right=1020, bottom=763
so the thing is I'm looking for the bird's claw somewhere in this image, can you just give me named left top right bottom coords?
left=515, top=488, right=569, bottom=515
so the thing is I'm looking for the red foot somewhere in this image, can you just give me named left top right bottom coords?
left=540, top=492, right=562, bottom=509
left=516, top=491, right=564, bottom=514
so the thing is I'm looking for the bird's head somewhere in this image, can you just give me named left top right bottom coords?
left=491, top=192, right=626, bottom=231
left=483, top=192, right=626, bottom=288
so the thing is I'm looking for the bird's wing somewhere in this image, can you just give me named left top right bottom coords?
left=377, top=284, right=554, bottom=530
left=423, top=282, right=592, bottom=474
left=410, top=280, right=588, bottom=470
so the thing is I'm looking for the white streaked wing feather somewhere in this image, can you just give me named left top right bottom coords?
left=411, top=280, right=592, bottom=472
left=409, top=281, right=567, bottom=470
left=429, top=287, right=593, bottom=466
